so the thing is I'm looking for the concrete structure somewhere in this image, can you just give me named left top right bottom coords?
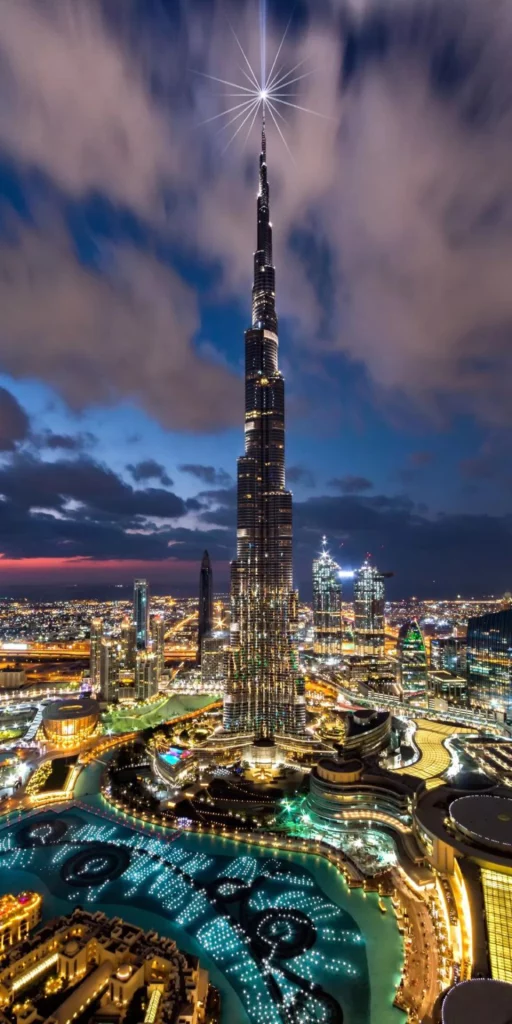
left=42, top=697, right=100, bottom=748
left=0, top=905, right=210, bottom=1023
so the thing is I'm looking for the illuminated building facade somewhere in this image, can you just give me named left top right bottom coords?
left=133, top=578, right=149, bottom=651
left=135, top=650, right=157, bottom=702
left=312, top=536, right=343, bottom=657
left=201, top=631, right=229, bottom=690
left=0, top=894, right=41, bottom=954
left=353, top=561, right=387, bottom=657
left=120, top=616, right=136, bottom=671
left=42, top=698, right=100, bottom=748
left=398, top=619, right=428, bottom=693
left=223, top=118, right=304, bottom=739
left=198, top=550, right=213, bottom=663
left=0, top=905, right=209, bottom=1022
left=467, top=609, right=512, bottom=721
left=150, top=613, right=165, bottom=683
left=430, top=635, right=467, bottom=675
left=99, top=638, right=119, bottom=703
left=89, top=616, right=103, bottom=690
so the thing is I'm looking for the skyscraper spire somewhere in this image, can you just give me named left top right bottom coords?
left=223, top=112, right=305, bottom=741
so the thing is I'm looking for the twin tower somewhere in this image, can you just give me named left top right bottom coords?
left=223, top=118, right=305, bottom=741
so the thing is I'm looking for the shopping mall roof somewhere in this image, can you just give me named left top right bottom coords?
left=450, top=794, right=512, bottom=853
left=442, top=979, right=512, bottom=1024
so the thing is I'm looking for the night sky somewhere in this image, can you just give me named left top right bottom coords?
left=0, top=0, right=511, bottom=599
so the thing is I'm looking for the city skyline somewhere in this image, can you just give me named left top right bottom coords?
left=0, top=0, right=511, bottom=598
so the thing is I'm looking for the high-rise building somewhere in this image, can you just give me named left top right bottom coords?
left=150, top=613, right=165, bottom=683
left=99, top=639, right=119, bottom=704
left=430, top=635, right=467, bottom=674
left=397, top=619, right=428, bottom=693
left=133, top=578, right=149, bottom=651
left=467, top=608, right=512, bottom=721
left=201, top=631, right=229, bottom=691
left=223, top=117, right=304, bottom=740
left=312, top=537, right=343, bottom=657
left=135, top=650, right=157, bottom=702
left=89, top=617, right=103, bottom=690
left=353, top=561, right=387, bottom=657
left=198, top=550, right=213, bottom=663
left=120, top=616, right=136, bottom=671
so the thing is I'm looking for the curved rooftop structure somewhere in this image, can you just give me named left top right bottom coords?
left=442, top=979, right=512, bottom=1024
left=43, top=697, right=99, bottom=723
left=449, top=795, right=512, bottom=854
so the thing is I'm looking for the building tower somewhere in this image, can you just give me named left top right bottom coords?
left=99, top=638, right=119, bottom=704
left=151, top=613, right=165, bottom=683
left=198, top=550, right=213, bottom=663
left=397, top=619, right=428, bottom=694
left=133, top=579, right=149, bottom=651
left=353, top=560, right=387, bottom=657
left=89, top=617, right=103, bottom=690
left=312, top=537, right=343, bottom=657
left=223, top=115, right=304, bottom=739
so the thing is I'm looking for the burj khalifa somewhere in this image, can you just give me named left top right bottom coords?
left=223, top=115, right=305, bottom=740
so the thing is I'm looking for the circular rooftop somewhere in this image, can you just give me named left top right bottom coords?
left=43, top=697, right=99, bottom=722
left=442, top=979, right=512, bottom=1024
left=449, top=794, right=512, bottom=853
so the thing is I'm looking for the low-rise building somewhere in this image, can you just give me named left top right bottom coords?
left=0, top=905, right=210, bottom=1024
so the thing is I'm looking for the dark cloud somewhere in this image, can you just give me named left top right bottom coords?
left=328, top=475, right=373, bottom=494
left=287, top=465, right=316, bottom=488
left=0, top=387, right=29, bottom=451
left=179, top=464, right=232, bottom=487
left=35, top=430, right=97, bottom=452
left=0, top=454, right=186, bottom=521
left=127, top=459, right=173, bottom=487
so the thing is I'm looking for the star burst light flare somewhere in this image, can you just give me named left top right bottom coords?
left=194, top=10, right=331, bottom=156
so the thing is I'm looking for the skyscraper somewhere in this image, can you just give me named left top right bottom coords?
left=467, top=608, right=512, bottom=721
left=151, top=613, right=165, bottom=683
left=99, top=638, right=119, bottom=704
left=135, top=649, right=157, bottom=702
left=397, top=619, right=428, bottom=693
left=223, top=117, right=304, bottom=739
left=198, top=550, right=213, bottom=663
left=89, top=617, right=103, bottom=690
left=353, top=561, right=387, bottom=657
left=133, top=579, right=149, bottom=651
left=312, top=537, right=343, bottom=657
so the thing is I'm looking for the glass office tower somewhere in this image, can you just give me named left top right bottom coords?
left=353, top=561, right=386, bottom=657
left=467, top=609, right=512, bottom=721
left=312, top=537, right=343, bottom=657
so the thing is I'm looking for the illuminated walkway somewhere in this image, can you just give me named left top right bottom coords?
left=392, top=720, right=472, bottom=780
